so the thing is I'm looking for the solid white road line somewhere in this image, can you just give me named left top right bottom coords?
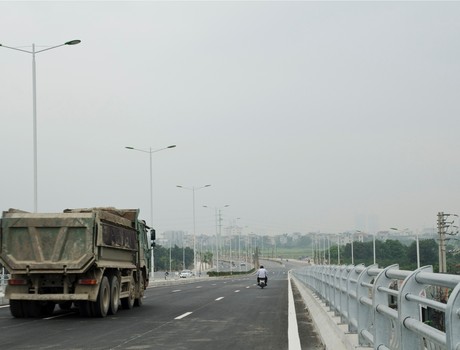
left=288, top=273, right=302, bottom=350
left=44, top=312, right=76, bottom=320
left=175, top=312, right=193, bottom=320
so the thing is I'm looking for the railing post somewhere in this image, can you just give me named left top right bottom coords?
left=333, top=265, right=342, bottom=316
left=324, top=265, right=333, bottom=309
left=399, top=266, right=433, bottom=350
left=446, top=281, right=460, bottom=349
left=347, top=264, right=364, bottom=333
left=319, top=265, right=327, bottom=300
left=356, top=264, right=378, bottom=346
left=339, top=265, right=353, bottom=324
left=314, top=265, right=321, bottom=295
left=373, top=264, right=400, bottom=349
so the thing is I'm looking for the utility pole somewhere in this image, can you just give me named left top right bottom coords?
left=437, top=212, right=459, bottom=273
left=438, top=212, right=450, bottom=273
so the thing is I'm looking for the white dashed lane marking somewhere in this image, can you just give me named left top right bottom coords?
left=175, top=312, right=193, bottom=320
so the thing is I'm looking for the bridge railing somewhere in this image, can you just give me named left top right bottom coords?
left=292, top=264, right=460, bottom=350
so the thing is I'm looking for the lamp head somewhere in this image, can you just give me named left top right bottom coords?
left=65, top=40, right=81, bottom=45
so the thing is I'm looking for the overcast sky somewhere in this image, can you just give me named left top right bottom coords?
left=1, top=1, right=460, bottom=237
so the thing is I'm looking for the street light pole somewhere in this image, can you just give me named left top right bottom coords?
left=203, top=205, right=229, bottom=273
left=1, top=40, right=81, bottom=212
left=125, top=144, right=176, bottom=279
left=177, top=184, right=211, bottom=277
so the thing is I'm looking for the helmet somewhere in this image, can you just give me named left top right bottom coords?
left=260, top=265, right=264, bottom=268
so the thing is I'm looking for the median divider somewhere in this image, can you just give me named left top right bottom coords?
left=148, top=276, right=212, bottom=287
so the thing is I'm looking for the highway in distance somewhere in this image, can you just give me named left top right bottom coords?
left=0, top=260, right=323, bottom=350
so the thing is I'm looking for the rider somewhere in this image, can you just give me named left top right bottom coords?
left=256, top=265, right=268, bottom=286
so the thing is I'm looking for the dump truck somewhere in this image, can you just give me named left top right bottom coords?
left=0, top=207, right=153, bottom=318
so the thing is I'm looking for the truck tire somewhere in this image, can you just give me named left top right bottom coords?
left=108, top=275, right=119, bottom=315
left=121, top=276, right=135, bottom=310
left=10, top=300, right=26, bottom=318
left=121, top=291, right=135, bottom=309
left=93, top=276, right=110, bottom=317
left=134, top=274, right=145, bottom=307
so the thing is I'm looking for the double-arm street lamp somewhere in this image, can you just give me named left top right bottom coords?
left=125, top=145, right=176, bottom=278
left=177, top=184, right=211, bottom=276
left=1, top=40, right=81, bottom=212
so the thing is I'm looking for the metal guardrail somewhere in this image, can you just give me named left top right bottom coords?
left=292, top=264, right=460, bottom=350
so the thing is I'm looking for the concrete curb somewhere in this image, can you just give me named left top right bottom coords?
left=291, top=274, right=371, bottom=350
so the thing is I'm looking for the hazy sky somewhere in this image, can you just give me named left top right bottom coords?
left=1, top=1, right=460, bottom=237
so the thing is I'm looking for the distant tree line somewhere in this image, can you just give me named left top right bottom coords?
left=153, top=244, right=214, bottom=272
left=325, top=239, right=460, bottom=272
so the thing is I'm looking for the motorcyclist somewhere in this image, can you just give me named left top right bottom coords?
left=256, top=265, right=268, bottom=286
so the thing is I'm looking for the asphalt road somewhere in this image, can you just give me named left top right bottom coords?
left=0, top=260, right=323, bottom=350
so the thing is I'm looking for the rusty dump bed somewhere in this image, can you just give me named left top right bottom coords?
left=0, top=207, right=140, bottom=274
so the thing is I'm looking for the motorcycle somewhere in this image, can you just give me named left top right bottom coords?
left=258, top=279, right=266, bottom=289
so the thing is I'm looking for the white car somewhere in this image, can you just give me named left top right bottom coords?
left=179, top=270, right=193, bottom=278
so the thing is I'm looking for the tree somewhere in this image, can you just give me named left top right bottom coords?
left=153, top=244, right=195, bottom=271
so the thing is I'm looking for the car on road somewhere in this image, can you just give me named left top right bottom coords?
left=179, top=270, right=193, bottom=278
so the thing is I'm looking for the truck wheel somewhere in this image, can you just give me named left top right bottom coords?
left=121, top=276, right=135, bottom=310
left=108, top=275, right=119, bottom=315
left=121, top=291, right=135, bottom=310
left=134, top=274, right=144, bottom=307
left=10, top=300, right=26, bottom=318
left=93, top=276, right=110, bottom=317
